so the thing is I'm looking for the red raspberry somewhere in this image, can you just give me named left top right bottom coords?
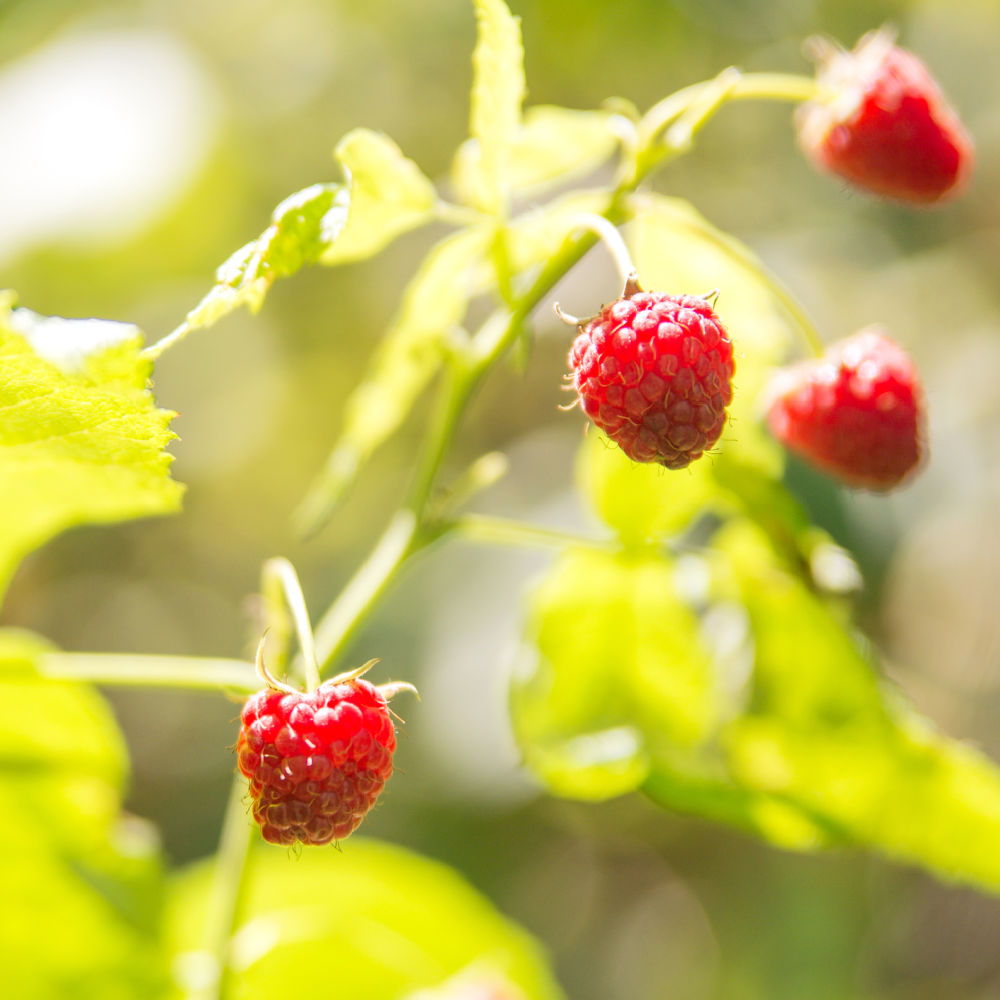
left=236, top=677, right=397, bottom=846
left=766, top=328, right=925, bottom=490
left=797, top=30, right=973, bottom=204
left=567, top=279, right=735, bottom=468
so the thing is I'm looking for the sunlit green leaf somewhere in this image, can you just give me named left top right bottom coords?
left=296, top=226, right=493, bottom=532
left=177, top=183, right=349, bottom=338
left=466, top=0, right=526, bottom=214
left=321, top=129, right=438, bottom=265
left=454, top=106, right=618, bottom=203
left=717, top=520, right=1000, bottom=892
left=0, top=298, right=183, bottom=603
left=576, top=425, right=809, bottom=561
left=0, top=630, right=168, bottom=998
left=172, top=132, right=435, bottom=343
left=512, top=547, right=718, bottom=800
left=166, top=839, right=565, bottom=1000
left=577, top=431, right=736, bottom=546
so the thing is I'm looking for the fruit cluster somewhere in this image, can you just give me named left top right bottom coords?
left=566, top=31, right=965, bottom=493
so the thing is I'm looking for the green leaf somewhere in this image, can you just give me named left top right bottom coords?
left=166, top=839, right=565, bottom=1000
left=576, top=426, right=812, bottom=565
left=168, top=133, right=434, bottom=347
left=0, top=630, right=168, bottom=998
left=0, top=298, right=183, bottom=603
left=321, top=129, right=438, bottom=265
left=466, top=0, right=526, bottom=214
left=453, top=106, right=618, bottom=203
left=717, top=521, right=1000, bottom=892
left=177, top=183, right=350, bottom=338
left=577, top=431, right=737, bottom=547
left=296, top=225, right=492, bottom=532
left=512, top=548, right=719, bottom=801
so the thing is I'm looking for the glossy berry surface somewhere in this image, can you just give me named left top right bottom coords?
left=568, top=287, right=735, bottom=468
left=797, top=31, right=973, bottom=204
left=767, top=328, right=924, bottom=490
left=237, top=678, right=396, bottom=846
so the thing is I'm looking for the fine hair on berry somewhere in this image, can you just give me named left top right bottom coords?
left=568, top=279, right=736, bottom=469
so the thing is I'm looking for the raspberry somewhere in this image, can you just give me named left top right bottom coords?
left=567, top=278, right=735, bottom=468
left=236, top=675, right=398, bottom=846
left=766, top=328, right=925, bottom=490
left=797, top=30, right=973, bottom=204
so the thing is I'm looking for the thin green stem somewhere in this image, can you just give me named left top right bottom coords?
left=311, top=509, right=420, bottom=672
left=434, top=200, right=487, bottom=226
left=406, top=361, right=479, bottom=515
left=451, top=514, right=616, bottom=552
left=634, top=71, right=825, bottom=185
left=640, top=71, right=823, bottom=145
left=39, top=652, right=258, bottom=692
left=182, top=773, right=255, bottom=1000
left=567, top=213, right=636, bottom=288
left=142, top=320, right=191, bottom=362
left=261, top=557, right=320, bottom=692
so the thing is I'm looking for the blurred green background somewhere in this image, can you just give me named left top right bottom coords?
left=1, top=0, right=999, bottom=996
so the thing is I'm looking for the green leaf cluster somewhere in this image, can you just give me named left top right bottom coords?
left=511, top=177, right=1000, bottom=889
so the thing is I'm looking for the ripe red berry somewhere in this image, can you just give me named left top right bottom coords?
left=567, top=279, right=735, bottom=468
left=236, top=677, right=397, bottom=846
left=797, top=30, right=973, bottom=204
left=766, top=328, right=925, bottom=490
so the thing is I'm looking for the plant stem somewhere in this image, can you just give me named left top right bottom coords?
left=566, top=213, right=636, bottom=288
left=261, top=557, right=320, bottom=692
left=640, top=71, right=823, bottom=145
left=39, top=652, right=258, bottom=692
left=311, top=509, right=420, bottom=671
left=450, top=514, right=616, bottom=552
left=183, top=773, right=255, bottom=1000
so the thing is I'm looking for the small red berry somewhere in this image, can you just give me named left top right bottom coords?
left=567, top=277, right=736, bottom=469
left=766, top=328, right=925, bottom=490
left=237, top=676, right=398, bottom=846
left=797, top=29, right=973, bottom=204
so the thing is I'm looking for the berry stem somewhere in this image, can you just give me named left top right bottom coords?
left=311, top=508, right=420, bottom=672
left=38, top=652, right=259, bottom=691
left=565, top=213, right=637, bottom=289
left=450, top=513, right=617, bottom=552
left=183, top=773, right=255, bottom=1000
left=633, top=71, right=825, bottom=184
left=262, top=557, right=321, bottom=693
